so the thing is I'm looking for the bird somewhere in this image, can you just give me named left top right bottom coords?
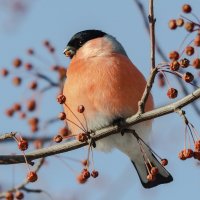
left=62, top=29, right=173, bottom=188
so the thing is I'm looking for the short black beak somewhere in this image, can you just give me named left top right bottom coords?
left=63, top=46, right=76, bottom=58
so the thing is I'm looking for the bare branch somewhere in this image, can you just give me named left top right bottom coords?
left=0, top=86, right=200, bottom=165
left=0, top=132, right=16, bottom=141
left=148, top=0, right=156, bottom=70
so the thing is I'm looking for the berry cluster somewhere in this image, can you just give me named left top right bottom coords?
left=178, top=119, right=200, bottom=161
left=158, top=4, right=200, bottom=98
left=56, top=94, right=99, bottom=184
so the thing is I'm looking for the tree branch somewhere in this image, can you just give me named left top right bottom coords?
left=0, top=86, right=200, bottom=165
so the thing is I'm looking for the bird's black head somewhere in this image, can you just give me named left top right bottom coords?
left=63, top=29, right=106, bottom=58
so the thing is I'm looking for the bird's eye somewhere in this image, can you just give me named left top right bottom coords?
left=79, top=40, right=83, bottom=45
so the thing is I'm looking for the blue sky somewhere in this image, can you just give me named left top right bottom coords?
left=0, top=0, right=200, bottom=199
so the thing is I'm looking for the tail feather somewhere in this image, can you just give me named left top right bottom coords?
left=131, top=153, right=173, bottom=188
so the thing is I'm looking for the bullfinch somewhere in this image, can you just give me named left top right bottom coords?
left=63, top=30, right=173, bottom=188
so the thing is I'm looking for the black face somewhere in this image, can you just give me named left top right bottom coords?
left=64, top=30, right=106, bottom=58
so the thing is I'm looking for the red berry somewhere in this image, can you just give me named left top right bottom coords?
left=57, top=94, right=66, bottom=104
left=13, top=58, right=22, bottom=68
left=180, top=58, right=190, bottom=68
left=5, top=109, right=14, bottom=117
left=76, top=174, right=87, bottom=184
left=53, top=135, right=63, bottom=143
left=24, top=63, right=33, bottom=70
left=185, top=46, right=194, bottom=56
left=182, top=72, right=194, bottom=83
left=168, top=51, right=179, bottom=61
left=18, top=139, right=28, bottom=151
left=184, top=22, right=194, bottom=32
left=147, top=174, right=155, bottom=182
left=5, top=192, right=14, bottom=200
left=91, top=170, right=99, bottom=178
left=178, top=150, right=186, bottom=160
left=1, top=68, right=9, bottom=77
left=76, top=133, right=87, bottom=142
left=176, top=18, right=184, bottom=27
left=183, top=149, right=193, bottom=158
left=170, top=61, right=180, bottom=71
left=194, top=35, right=200, bottom=47
left=195, top=140, right=200, bottom=151
left=168, top=19, right=177, bottom=30
left=27, top=99, right=36, bottom=111
left=58, top=112, right=66, bottom=120
left=12, top=77, right=22, bottom=86
left=82, top=169, right=90, bottom=179
left=161, top=159, right=168, bottom=166
left=15, top=191, right=24, bottom=199
left=182, top=4, right=192, bottom=13
left=192, top=58, right=200, bottom=69
left=77, top=105, right=85, bottom=113
left=29, top=81, right=38, bottom=90
left=27, top=171, right=38, bottom=182
left=150, top=167, right=159, bottom=175
left=13, top=103, right=21, bottom=111
left=167, top=88, right=178, bottom=99
left=59, top=127, right=69, bottom=137
left=193, top=151, right=200, bottom=160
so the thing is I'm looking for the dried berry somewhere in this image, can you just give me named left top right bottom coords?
left=168, top=19, right=177, bottom=30
left=53, top=135, right=63, bottom=143
left=183, top=149, right=193, bottom=158
left=167, top=88, right=178, bottom=99
left=24, top=63, right=33, bottom=70
left=147, top=174, right=155, bottom=182
left=176, top=18, right=184, bottom=27
left=29, top=81, right=38, bottom=90
left=18, top=139, right=28, bottom=151
left=1, top=68, right=9, bottom=77
left=15, top=191, right=24, bottom=200
left=58, top=112, right=66, bottom=120
left=19, top=112, right=26, bottom=119
left=168, top=51, right=179, bottom=60
left=193, top=151, right=200, bottom=160
left=192, top=58, right=200, bottom=69
left=13, top=103, right=21, bottom=111
left=57, top=94, right=66, bottom=104
left=182, top=4, right=192, bottom=13
left=59, top=127, right=69, bottom=137
left=182, top=72, right=194, bottom=83
left=76, top=133, right=87, bottom=142
left=12, top=77, right=22, bottom=86
left=5, top=192, right=14, bottom=200
left=27, top=48, right=34, bottom=55
left=13, top=58, right=22, bottom=68
left=27, top=99, right=36, bottom=111
left=43, top=40, right=50, bottom=47
left=5, top=109, right=14, bottom=117
left=180, top=58, right=190, bottom=68
left=77, top=105, right=85, bottom=113
left=161, top=159, right=168, bottom=166
left=150, top=167, right=159, bottom=175
left=178, top=150, right=186, bottom=160
left=195, top=140, right=200, bottom=151
left=194, top=35, right=200, bottom=47
left=91, top=170, right=99, bottom=178
left=82, top=169, right=90, bottom=179
left=27, top=171, right=38, bottom=182
left=184, top=22, right=194, bottom=32
left=81, top=159, right=88, bottom=166
left=185, top=46, right=194, bottom=56
left=170, top=60, right=180, bottom=71
left=33, top=139, right=43, bottom=149
left=76, top=174, right=87, bottom=184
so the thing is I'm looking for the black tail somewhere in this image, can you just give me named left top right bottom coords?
left=131, top=153, right=173, bottom=188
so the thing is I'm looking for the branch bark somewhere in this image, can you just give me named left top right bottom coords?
left=0, top=86, right=200, bottom=165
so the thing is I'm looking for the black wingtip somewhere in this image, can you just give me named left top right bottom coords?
left=131, top=161, right=173, bottom=189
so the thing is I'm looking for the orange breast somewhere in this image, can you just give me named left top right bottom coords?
left=63, top=53, right=153, bottom=134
